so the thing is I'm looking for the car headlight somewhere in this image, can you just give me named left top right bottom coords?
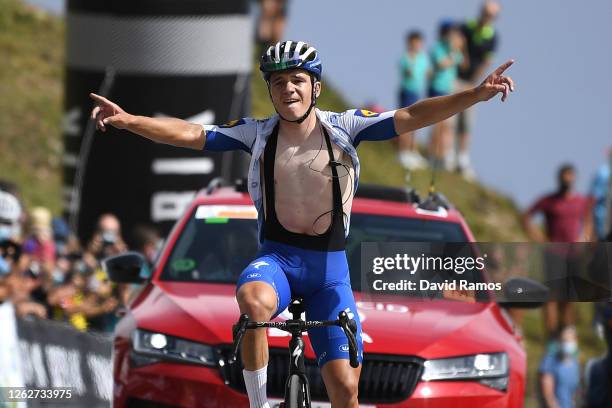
left=132, top=329, right=217, bottom=367
left=422, top=352, right=509, bottom=391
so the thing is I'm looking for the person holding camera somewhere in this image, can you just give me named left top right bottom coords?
left=85, top=213, right=127, bottom=267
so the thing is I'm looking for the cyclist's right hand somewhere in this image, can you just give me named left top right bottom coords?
left=89, top=93, right=132, bottom=132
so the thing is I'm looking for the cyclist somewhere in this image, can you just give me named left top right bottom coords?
left=90, top=40, right=514, bottom=408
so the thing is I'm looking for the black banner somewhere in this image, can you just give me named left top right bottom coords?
left=16, top=317, right=112, bottom=407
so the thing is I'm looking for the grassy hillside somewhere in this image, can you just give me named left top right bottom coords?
left=0, top=0, right=64, bottom=213
left=1, top=2, right=606, bottom=406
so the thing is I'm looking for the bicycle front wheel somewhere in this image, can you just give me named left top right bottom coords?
left=285, top=374, right=308, bottom=408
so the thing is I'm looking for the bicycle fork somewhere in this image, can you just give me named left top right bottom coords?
left=285, top=331, right=311, bottom=407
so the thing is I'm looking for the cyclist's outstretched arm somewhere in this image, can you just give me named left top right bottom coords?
left=394, top=59, right=515, bottom=134
left=90, top=93, right=206, bottom=150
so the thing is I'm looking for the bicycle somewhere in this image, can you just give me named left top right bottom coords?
left=230, top=297, right=360, bottom=408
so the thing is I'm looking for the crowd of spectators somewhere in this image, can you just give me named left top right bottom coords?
left=0, top=180, right=161, bottom=334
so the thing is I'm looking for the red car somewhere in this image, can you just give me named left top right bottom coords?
left=106, top=181, right=539, bottom=407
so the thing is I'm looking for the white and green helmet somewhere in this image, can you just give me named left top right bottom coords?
left=259, top=40, right=322, bottom=81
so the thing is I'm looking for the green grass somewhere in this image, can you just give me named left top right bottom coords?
left=0, top=0, right=64, bottom=213
left=2, top=1, right=608, bottom=405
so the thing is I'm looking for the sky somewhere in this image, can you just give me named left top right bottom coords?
left=27, top=0, right=612, bottom=208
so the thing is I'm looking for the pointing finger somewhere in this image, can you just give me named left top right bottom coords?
left=494, top=59, right=514, bottom=76
left=89, top=93, right=110, bottom=105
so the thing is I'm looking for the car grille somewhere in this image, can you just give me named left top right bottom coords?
left=217, top=347, right=423, bottom=403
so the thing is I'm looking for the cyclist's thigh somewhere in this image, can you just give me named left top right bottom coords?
left=305, top=282, right=363, bottom=368
left=236, top=256, right=291, bottom=319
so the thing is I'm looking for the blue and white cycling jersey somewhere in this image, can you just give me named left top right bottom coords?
left=202, top=108, right=399, bottom=244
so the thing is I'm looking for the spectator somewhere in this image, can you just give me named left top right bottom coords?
left=584, top=302, right=612, bottom=407
left=0, top=190, right=22, bottom=244
left=84, top=213, right=127, bottom=268
left=522, top=164, right=593, bottom=335
left=256, top=0, right=288, bottom=50
left=397, top=30, right=430, bottom=171
left=23, top=206, right=56, bottom=274
left=455, top=0, right=501, bottom=179
left=84, top=269, right=120, bottom=333
left=3, top=262, right=47, bottom=319
left=47, top=269, right=89, bottom=331
left=0, top=191, right=22, bottom=276
left=52, top=217, right=70, bottom=257
left=539, top=326, right=581, bottom=408
left=132, top=224, right=162, bottom=266
left=428, top=20, right=467, bottom=171
left=589, top=148, right=612, bottom=241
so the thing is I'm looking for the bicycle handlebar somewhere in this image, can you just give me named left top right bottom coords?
left=230, top=312, right=360, bottom=368
left=230, top=313, right=249, bottom=363
left=338, top=310, right=359, bottom=368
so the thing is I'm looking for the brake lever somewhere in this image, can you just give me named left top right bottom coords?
left=230, top=313, right=249, bottom=363
left=338, top=311, right=359, bottom=368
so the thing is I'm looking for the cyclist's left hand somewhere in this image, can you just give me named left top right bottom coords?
left=477, top=59, right=515, bottom=102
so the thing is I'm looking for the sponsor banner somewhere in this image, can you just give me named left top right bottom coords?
left=15, top=318, right=112, bottom=408
left=360, top=242, right=612, bottom=303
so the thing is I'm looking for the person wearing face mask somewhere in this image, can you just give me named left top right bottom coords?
left=0, top=191, right=23, bottom=277
left=584, top=303, right=612, bottom=407
left=84, top=213, right=128, bottom=269
left=522, top=164, right=594, bottom=336
left=538, top=325, right=580, bottom=408
left=0, top=191, right=22, bottom=243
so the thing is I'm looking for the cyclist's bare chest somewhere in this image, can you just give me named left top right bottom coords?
left=261, top=129, right=354, bottom=231
left=265, top=130, right=352, bottom=194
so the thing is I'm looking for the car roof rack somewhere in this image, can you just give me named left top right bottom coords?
left=417, top=191, right=453, bottom=211
left=203, top=177, right=248, bottom=195
left=355, top=184, right=420, bottom=204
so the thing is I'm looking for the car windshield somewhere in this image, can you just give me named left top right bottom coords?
left=159, top=206, right=488, bottom=300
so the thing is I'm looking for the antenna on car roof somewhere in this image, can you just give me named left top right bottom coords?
left=429, top=158, right=439, bottom=195
left=416, top=158, right=453, bottom=211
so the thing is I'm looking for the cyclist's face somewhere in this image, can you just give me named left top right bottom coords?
left=269, top=69, right=320, bottom=120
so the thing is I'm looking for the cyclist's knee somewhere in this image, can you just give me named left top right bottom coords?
left=322, top=361, right=359, bottom=405
left=328, top=378, right=358, bottom=405
left=236, top=282, right=277, bottom=320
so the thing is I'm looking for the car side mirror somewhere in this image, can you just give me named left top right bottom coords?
left=102, top=252, right=149, bottom=284
left=498, top=277, right=549, bottom=309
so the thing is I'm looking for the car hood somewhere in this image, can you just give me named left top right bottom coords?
left=133, top=282, right=516, bottom=360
